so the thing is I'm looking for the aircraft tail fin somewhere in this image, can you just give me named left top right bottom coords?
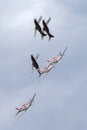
left=48, top=33, right=54, bottom=40
left=38, top=73, right=42, bottom=78
left=37, top=70, right=42, bottom=78
left=41, top=32, right=47, bottom=39
left=15, top=107, right=20, bottom=110
left=47, top=59, right=50, bottom=62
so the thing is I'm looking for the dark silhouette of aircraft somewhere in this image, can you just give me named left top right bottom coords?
left=31, top=55, right=41, bottom=74
left=42, top=17, right=54, bottom=40
left=31, top=54, right=39, bottom=73
left=15, top=93, right=36, bottom=118
left=34, top=16, right=47, bottom=39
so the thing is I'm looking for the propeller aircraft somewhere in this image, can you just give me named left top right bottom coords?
left=31, top=54, right=39, bottom=73
left=47, top=47, right=68, bottom=65
left=31, top=54, right=41, bottom=74
left=15, top=93, right=36, bottom=118
left=34, top=16, right=47, bottom=39
left=42, top=17, right=54, bottom=40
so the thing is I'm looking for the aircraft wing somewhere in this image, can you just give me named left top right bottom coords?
left=35, top=54, right=39, bottom=60
left=38, top=16, right=42, bottom=23
left=34, top=28, right=37, bottom=37
left=61, top=47, right=68, bottom=57
left=46, top=17, right=51, bottom=25
left=31, top=65, right=34, bottom=73
left=30, top=93, right=36, bottom=105
left=31, top=54, right=39, bottom=73
left=15, top=110, right=21, bottom=117
left=17, top=110, right=26, bottom=119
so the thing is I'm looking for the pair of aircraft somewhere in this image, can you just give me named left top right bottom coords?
left=31, top=47, right=68, bottom=77
left=31, top=54, right=54, bottom=77
left=34, top=16, right=54, bottom=40
left=15, top=93, right=36, bottom=118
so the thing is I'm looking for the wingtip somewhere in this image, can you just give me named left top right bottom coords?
left=34, top=93, right=37, bottom=97
left=15, top=107, right=19, bottom=110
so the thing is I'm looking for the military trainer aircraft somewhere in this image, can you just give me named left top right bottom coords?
left=31, top=54, right=39, bottom=73
left=31, top=54, right=41, bottom=74
left=15, top=93, right=36, bottom=118
left=38, top=63, right=54, bottom=77
left=34, top=16, right=47, bottom=39
left=42, top=17, right=54, bottom=40
left=47, top=47, right=68, bottom=65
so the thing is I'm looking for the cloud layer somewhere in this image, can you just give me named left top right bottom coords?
left=0, top=0, right=87, bottom=130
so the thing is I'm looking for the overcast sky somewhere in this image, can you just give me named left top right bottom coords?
left=0, top=0, right=87, bottom=130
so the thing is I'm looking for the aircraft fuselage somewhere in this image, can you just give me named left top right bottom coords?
left=34, top=19, right=42, bottom=32
left=42, top=20, right=49, bottom=33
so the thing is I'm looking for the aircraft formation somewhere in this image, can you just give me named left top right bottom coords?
left=34, top=16, right=54, bottom=40
left=15, top=16, right=68, bottom=118
left=31, top=47, right=68, bottom=77
left=15, top=93, right=36, bottom=118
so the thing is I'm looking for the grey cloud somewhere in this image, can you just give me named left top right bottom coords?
left=0, top=0, right=87, bottom=130
left=53, top=0, right=87, bottom=16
